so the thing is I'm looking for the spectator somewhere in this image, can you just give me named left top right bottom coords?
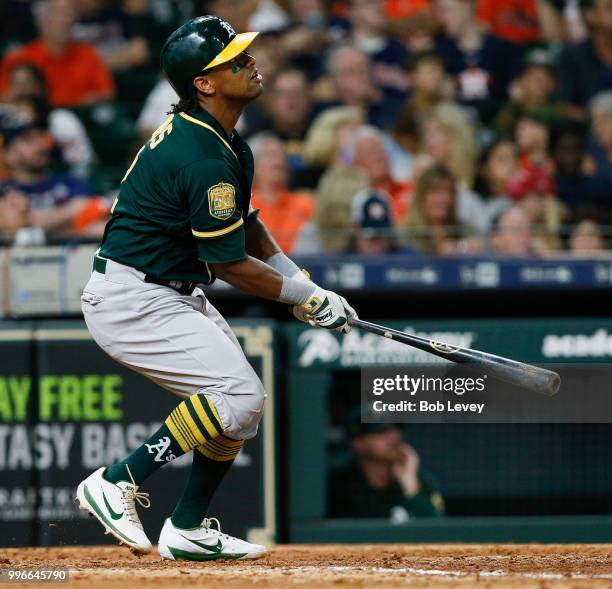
left=257, top=68, right=313, bottom=185
left=476, top=0, right=563, bottom=44
left=403, top=163, right=483, bottom=255
left=0, top=111, right=104, bottom=238
left=344, top=125, right=412, bottom=221
left=278, top=0, right=328, bottom=77
left=349, top=189, right=399, bottom=254
left=249, top=133, right=314, bottom=254
left=419, top=102, right=477, bottom=189
left=496, top=50, right=568, bottom=138
left=327, top=414, right=444, bottom=519
left=262, top=68, right=312, bottom=143
left=588, top=90, right=612, bottom=203
left=382, top=105, right=419, bottom=183
left=0, top=187, right=31, bottom=243
left=473, top=138, right=516, bottom=226
left=550, top=121, right=597, bottom=212
left=72, top=0, right=150, bottom=71
left=302, top=105, right=365, bottom=174
left=558, top=0, right=612, bottom=109
left=514, top=113, right=552, bottom=171
left=489, top=205, right=536, bottom=256
left=344, top=0, right=410, bottom=95
left=406, top=51, right=453, bottom=120
left=387, top=0, right=432, bottom=20
left=3, top=62, right=95, bottom=176
left=314, top=44, right=403, bottom=128
left=296, top=165, right=369, bottom=254
left=505, top=166, right=567, bottom=253
left=0, top=0, right=115, bottom=107
left=569, top=218, right=607, bottom=254
left=434, top=0, right=520, bottom=121
left=382, top=52, right=453, bottom=183
left=388, top=9, right=439, bottom=52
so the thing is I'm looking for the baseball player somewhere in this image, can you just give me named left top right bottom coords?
left=75, top=15, right=357, bottom=561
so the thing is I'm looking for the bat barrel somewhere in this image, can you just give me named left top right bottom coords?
left=348, top=318, right=561, bottom=396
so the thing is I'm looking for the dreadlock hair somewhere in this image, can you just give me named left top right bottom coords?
left=168, top=79, right=200, bottom=115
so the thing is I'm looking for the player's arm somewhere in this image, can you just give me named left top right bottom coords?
left=245, top=215, right=280, bottom=261
left=185, top=161, right=354, bottom=332
left=210, top=256, right=283, bottom=300
left=211, top=256, right=352, bottom=332
left=245, top=215, right=306, bottom=278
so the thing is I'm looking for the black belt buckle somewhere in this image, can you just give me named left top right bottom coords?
left=145, top=275, right=196, bottom=295
left=168, top=280, right=197, bottom=295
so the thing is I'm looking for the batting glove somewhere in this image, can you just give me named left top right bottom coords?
left=292, top=286, right=353, bottom=333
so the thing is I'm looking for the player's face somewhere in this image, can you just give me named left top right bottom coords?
left=356, top=427, right=404, bottom=463
left=6, top=129, right=52, bottom=173
left=207, top=51, right=264, bottom=102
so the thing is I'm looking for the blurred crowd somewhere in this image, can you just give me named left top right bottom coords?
left=1, top=0, right=612, bottom=257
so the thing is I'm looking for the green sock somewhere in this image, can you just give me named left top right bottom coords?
left=104, top=422, right=184, bottom=485
left=171, top=449, right=234, bottom=529
left=103, top=392, right=225, bottom=486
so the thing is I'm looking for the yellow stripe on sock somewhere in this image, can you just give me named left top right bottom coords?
left=218, top=433, right=244, bottom=448
left=207, top=437, right=243, bottom=456
left=205, top=397, right=224, bottom=432
left=179, top=403, right=208, bottom=446
left=197, top=446, right=235, bottom=462
left=165, top=415, right=190, bottom=453
left=197, top=435, right=244, bottom=461
left=190, top=395, right=220, bottom=440
left=172, top=408, right=199, bottom=448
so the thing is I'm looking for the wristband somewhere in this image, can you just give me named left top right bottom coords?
left=277, top=274, right=317, bottom=305
left=267, top=252, right=308, bottom=281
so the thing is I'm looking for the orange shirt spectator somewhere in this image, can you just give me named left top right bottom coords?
left=0, top=40, right=114, bottom=107
left=250, top=133, right=315, bottom=253
left=477, top=0, right=540, bottom=44
left=387, top=0, right=431, bottom=19
left=349, top=126, right=412, bottom=222
left=0, top=0, right=114, bottom=107
left=251, top=188, right=315, bottom=253
left=387, top=179, right=413, bottom=221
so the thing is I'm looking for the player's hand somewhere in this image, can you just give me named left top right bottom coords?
left=293, top=286, right=352, bottom=333
left=391, top=443, right=421, bottom=498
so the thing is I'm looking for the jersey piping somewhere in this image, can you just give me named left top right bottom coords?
left=192, top=217, right=244, bottom=238
left=179, top=112, right=237, bottom=159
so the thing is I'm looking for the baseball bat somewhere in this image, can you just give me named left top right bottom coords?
left=347, top=317, right=561, bottom=396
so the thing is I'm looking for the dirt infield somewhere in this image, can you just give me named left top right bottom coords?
left=1, top=544, right=611, bottom=589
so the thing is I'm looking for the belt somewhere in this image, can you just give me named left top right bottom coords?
left=93, top=255, right=197, bottom=296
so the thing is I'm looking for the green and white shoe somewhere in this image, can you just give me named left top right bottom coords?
left=158, top=517, right=267, bottom=561
left=75, top=466, right=152, bottom=553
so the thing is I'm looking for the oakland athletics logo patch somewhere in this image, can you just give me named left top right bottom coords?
left=208, top=182, right=236, bottom=220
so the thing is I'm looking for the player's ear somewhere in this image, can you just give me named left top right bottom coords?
left=193, top=75, right=215, bottom=97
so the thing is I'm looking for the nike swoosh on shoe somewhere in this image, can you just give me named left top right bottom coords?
left=181, top=536, right=223, bottom=553
left=102, top=490, right=124, bottom=520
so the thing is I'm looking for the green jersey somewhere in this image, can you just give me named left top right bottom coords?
left=99, top=108, right=256, bottom=283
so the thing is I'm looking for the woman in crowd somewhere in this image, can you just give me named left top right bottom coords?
left=404, top=163, right=483, bottom=255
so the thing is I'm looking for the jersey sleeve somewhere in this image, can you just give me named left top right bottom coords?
left=179, top=159, right=247, bottom=264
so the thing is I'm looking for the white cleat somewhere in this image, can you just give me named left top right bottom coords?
left=75, top=466, right=152, bottom=554
left=158, top=517, right=267, bottom=561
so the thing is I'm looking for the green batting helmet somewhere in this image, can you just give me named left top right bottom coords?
left=160, top=15, right=259, bottom=99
